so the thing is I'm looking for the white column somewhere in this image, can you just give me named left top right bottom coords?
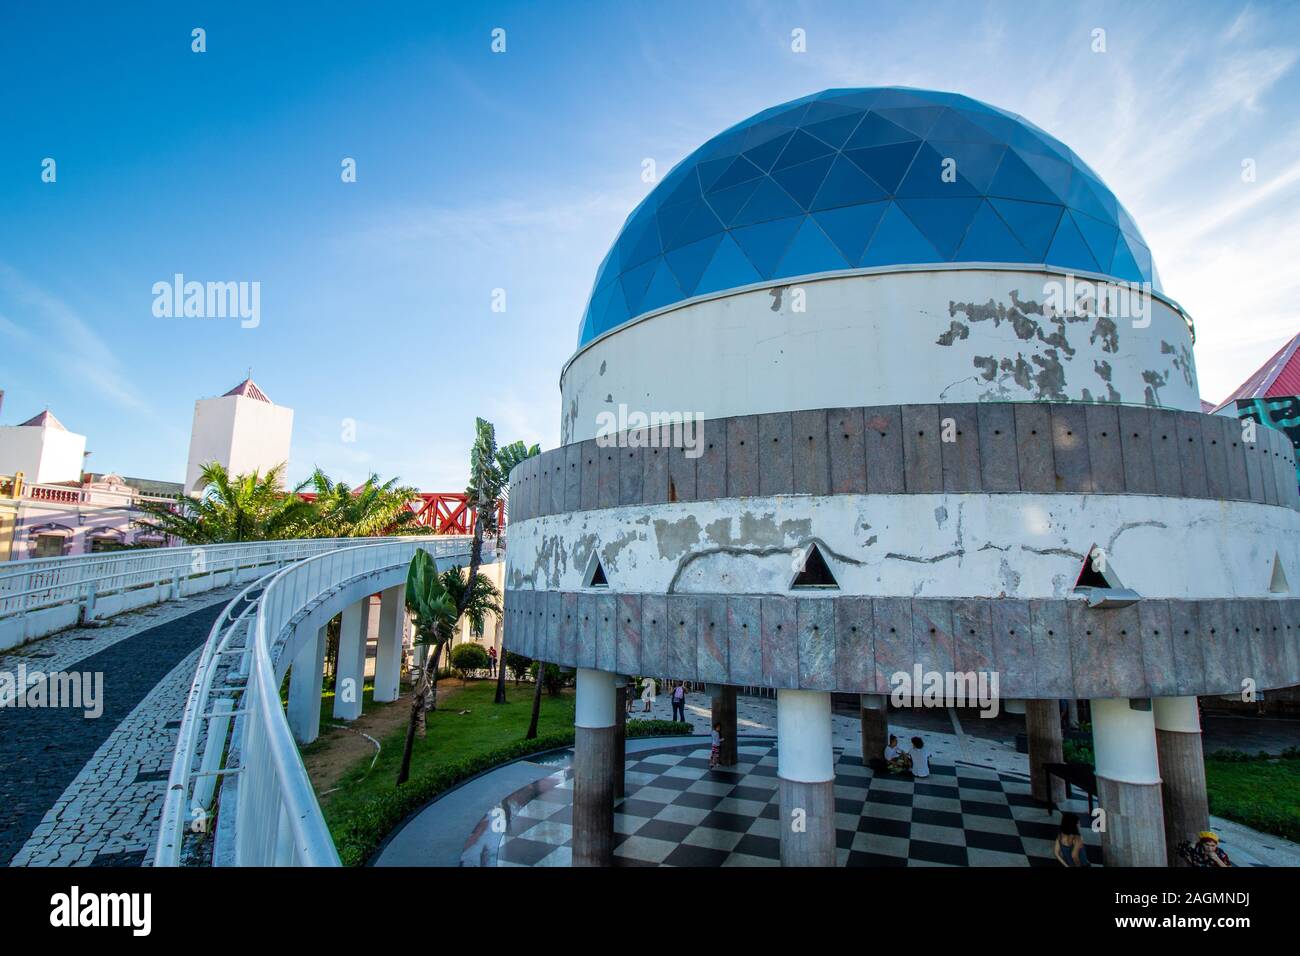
left=374, top=585, right=405, bottom=703
left=574, top=667, right=620, bottom=866
left=1092, top=698, right=1161, bottom=784
left=1091, top=697, right=1167, bottom=866
left=776, top=689, right=835, bottom=782
left=1152, top=696, right=1200, bottom=733
left=776, top=689, right=836, bottom=866
left=287, top=624, right=328, bottom=744
left=575, top=667, right=619, bottom=728
left=334, top=597, right=372, bottom=721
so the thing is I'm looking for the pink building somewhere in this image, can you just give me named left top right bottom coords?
left=0, top=410, right=180, bottom=561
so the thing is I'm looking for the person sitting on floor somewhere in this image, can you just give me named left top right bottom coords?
left=906, top=736, right=930, bottom=779
left=885, top=734, right=910, bottom=773
left=1180, top=831, right=1232, bottom=867
left=869, top=733, right=904, bottom=773
left=1053, top=811, right=1090, bottom=867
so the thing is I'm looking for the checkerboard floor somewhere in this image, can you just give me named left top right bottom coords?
left=461, top=740, right=1105, bottom=867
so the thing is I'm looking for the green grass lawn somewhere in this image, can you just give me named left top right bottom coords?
left=316, top=679, right=576, bottom=864
left=1205, top=751, right=1300, bottom=843
left=321, top=679, right=576, bottom=801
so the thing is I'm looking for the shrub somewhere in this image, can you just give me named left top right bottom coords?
left=503, top=651, right=532, bottom=682
left=449, top=643, right=490, bottom=679
left=626, top=720, right=693, bottom=738
left=330, top=732, right=574, bottom=866
left=528, top=661, right=569, bottom=696
left=1063, top=738, right=1095, bottom=767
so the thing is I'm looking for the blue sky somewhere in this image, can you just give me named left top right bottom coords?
left=2, top=1, right=1298, bottom=489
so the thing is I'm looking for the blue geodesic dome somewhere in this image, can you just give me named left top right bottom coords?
left=578, top=87, right=1159, bottom=347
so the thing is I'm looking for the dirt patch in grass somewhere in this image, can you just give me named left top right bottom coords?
left=304, top=678, right=471, bottom=800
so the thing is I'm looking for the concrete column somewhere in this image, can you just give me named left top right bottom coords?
left=614, top=680, right=628, bottom=799
left=374, top=584, right=405, bottom=703
left=776, top=689, right=836, bottom=867
left=859, top=693, right=888, bottom=764
left=287, top=624, right=328, bottom=744
left=1153, top=696, right=1209, bottom=867
left=573, top=667, right=619, bottom=866
left=333, top=596, right=373, bottom=721
left=710, top=685, right=738, bottom=767
left=1092, top=697, right=1168, bottom=867
left=1025, top=699, right=1066, bottom=805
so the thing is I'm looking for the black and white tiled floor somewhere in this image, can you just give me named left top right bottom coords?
left=461, top=740, right=1104, bottom=867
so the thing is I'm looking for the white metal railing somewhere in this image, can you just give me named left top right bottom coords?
left=154, top=535, right=482, bottom=867
left=0, top=538, right=389, bottom=623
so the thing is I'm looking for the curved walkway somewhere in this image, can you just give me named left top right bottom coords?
left=0, top=587, right=241, bottom=866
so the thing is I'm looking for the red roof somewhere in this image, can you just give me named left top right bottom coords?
left=223, top=378, right=271, bottom=403
left=18, top=409, right=66, bottom=430
left=1213, top=333, right=1300, bottom=413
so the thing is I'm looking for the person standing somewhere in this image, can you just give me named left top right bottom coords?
left=487, top=644, right=498, bottom=677
left=641, top=676, right=657, bottom=712
left=671, top=681, right=686, bottom=722
left=709, top=722, right=722, bottom=769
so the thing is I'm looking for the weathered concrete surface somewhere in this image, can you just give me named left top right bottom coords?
left=503, top=591, right=1300, bottom=698
left=559, top=268, right=1199, bottom=446
left=505, top=491, right=1299, bottom=602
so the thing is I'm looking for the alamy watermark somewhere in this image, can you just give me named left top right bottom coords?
left=1043, top=274, right=1151, bottom=328
left=889, top=665, right=1001, bottom=718
left=595, top=404, right=705, bottom=459
left=152, top=273, right=261, bottom=328
left=0, top=665, right=103, bottom=718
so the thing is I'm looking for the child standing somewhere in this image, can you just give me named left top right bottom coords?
left=709, top=722, right=722, bottom=769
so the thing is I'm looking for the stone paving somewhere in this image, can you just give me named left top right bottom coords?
left=0, top=589, right=240, bottom=866
left=628, top=686, right=1300, bottom=866
left=0, top=584, right=242, bottom=707
left=9, top=646, right=203, bottom=866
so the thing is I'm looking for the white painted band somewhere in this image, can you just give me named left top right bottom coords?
left=1152, top=695, right=1202, bottom=733
left=575, top=667, right=618, bottom=729
left=505, top=493, right=1299, bottom=602
left=1091, top=697, right=1162, bottom=785
left=776, top=689, right=835, bottom=783
left=561, top=268, right=1199, bottom=445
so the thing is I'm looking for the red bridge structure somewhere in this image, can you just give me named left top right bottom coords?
left=294, top=491, right=505, bottom=536
left=401, top=493, right=505, bottom=534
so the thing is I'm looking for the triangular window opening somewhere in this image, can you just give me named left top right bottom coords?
left=1073, top=544, right=1123, bottom=591
left=583, top=552, right=609, bottom=589
left=1270, top=552, right=1290, bottom=594
left=791, top=543, right=839, bottom=590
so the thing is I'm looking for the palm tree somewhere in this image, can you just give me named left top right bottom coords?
left=298, top=468, right=420, bottom=537
left=487, top=435, right=541, bottom=704
left=525, top=661, right=545, bottom=740
left=396, top=552, right=501, bottom=785
left=133, top=462, right=313, bottom=543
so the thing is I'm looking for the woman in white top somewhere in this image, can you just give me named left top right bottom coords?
left=641, top=676, right=657, bottom=712
left=907, top=736, right=931, bottom=779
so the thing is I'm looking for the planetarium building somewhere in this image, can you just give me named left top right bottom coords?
left=504, top=88, right=1300, bottom=866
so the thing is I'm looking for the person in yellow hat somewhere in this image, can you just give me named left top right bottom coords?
left=1192, top=831, right=1232, bottom=867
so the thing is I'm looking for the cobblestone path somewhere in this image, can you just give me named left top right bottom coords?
left=0, top=593, right=236, bottom=866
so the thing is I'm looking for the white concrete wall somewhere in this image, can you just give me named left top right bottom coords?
left=505, top=493, right=1298, bottom=601
left=560, top=268, right=1199, bottom=444
left=0, top=425, right=86, bottom=484
left=185, top=395, right=293, bottom=493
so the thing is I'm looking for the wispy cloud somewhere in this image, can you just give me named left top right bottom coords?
left=0, top=264, right=153, bottom=416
